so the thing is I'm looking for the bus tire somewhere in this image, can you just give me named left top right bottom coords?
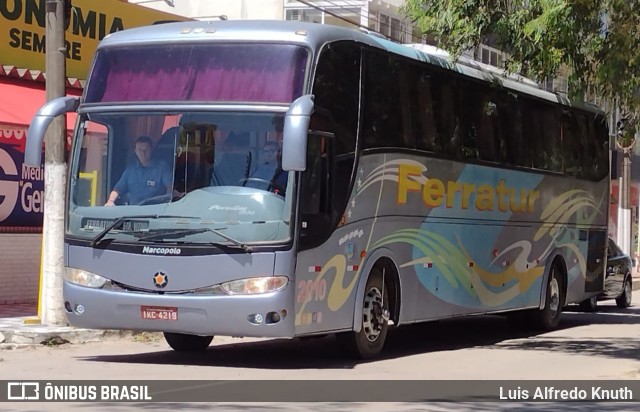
left=163, top=332, right=213, bottom=352
left=531, top=263, right=564, bottom=330
left=335, top=269, right=389, bottom=359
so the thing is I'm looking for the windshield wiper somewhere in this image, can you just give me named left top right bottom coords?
left=89, top=215, right=195, bottom=247
left=136, top=227, right=253, bottom=252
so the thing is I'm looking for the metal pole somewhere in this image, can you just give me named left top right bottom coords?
left=619, top=148, right=632, bottom=255
left=41, top=0, right=68, bottom=325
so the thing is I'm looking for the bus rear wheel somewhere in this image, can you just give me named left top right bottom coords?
left=336, top=269, right=390, bottom=359
left=531, top=264, right=564, bottom=330
left=163, top=332, right=213, bottom=352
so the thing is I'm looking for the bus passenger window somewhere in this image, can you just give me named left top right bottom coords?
left=561, top=112, right=583, bottom=176
left=525, top=102, right=561, bottom=172
left=500, top=93, right=526, bottom=167
left=589, top=116, right=609, bottom=180
left=415, top=72, right=438, bottom=152
left=363, top=52, right=409, bottom=149
left=439, top=80, right=461, bottom=159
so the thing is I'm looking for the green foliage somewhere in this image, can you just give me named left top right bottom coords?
left=403, top=0, right=640, bottom=129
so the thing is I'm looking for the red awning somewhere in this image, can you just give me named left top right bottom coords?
left=0, top=78, right=82, bottom=130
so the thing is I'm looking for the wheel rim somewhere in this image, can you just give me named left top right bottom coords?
left=548, top=275, right=560, bottom=316
left=363, top=286, right=385, bottom=342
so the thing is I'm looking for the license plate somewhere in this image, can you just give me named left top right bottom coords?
left=140, top=306, right=178, bottom=321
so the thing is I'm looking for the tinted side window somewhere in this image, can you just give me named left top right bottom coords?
left=437, top=77, right=462, bottom=159
left=415, top=69, right=439, bottom=152
left=311, top=42, right=361, bottom=224
left=587, top=114, right=609, bottom=180
left=362, top=51, right=413, bottom=149
left=312, top=41, right=360, bottom=156
left=460, top=81, right=510, bottom=163
left=561, top=110, right=608, bottom=180
left=458, top=80, right=479, bottom=160
left=499, top=92, right=527, bottom=167
left=561, top=111, right=583, bottom=177
left=524, top=100, right=562, bottom=172
left=299, top=133, right=332, bottom=250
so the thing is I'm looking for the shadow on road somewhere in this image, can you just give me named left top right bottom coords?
left=80, top=304, right=640, bottom=370
left=487, top=303, right=640, bottom=361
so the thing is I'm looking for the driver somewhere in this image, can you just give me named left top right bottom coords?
left=248, top=141, right=279, bottom=188
left=105, top=135, right=173, bottom=206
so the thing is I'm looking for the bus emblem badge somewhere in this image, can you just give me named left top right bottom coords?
left=153, top=272, right=168, bottom=288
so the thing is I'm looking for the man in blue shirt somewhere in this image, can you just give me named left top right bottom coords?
left=251, top=141, right=279, bottom=182
left=105, top=136, right=173, bottom=206
left=245, top=141, right=288, bottom=195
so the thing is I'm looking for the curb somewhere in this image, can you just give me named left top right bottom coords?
left=0, top=327, right=159, bottom=350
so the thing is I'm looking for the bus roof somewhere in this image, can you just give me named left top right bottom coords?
left=98, top=20, right=603, bottom=115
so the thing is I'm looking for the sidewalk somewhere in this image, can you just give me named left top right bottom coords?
left=0, top=303, right=141, bottom=350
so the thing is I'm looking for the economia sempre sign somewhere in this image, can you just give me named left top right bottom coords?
left=0, top=0, right=190, bottom=80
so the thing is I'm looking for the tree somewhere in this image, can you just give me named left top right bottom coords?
left=402, top=0, right=640, bottom=127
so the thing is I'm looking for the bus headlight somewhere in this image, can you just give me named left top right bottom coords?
left=191, top=284, right=226, bottom=295
left=220, top=276, right=288, bottom=295
left=64, top=267, right=109, bottom=288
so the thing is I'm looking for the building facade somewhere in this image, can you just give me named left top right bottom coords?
left=130, top=0, right=422, bottom=42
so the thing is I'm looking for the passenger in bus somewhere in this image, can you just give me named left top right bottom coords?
left=105, top=136, right=174, bottom=206
left=210, top=131, right=251, bottom=186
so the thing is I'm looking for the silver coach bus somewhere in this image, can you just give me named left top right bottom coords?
left=25, top=20, right=609, bottom=358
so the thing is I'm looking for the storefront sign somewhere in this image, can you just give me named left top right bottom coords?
left=0, top=128, right=43, bottom=228
left=0, top=0, right=190, bottom=79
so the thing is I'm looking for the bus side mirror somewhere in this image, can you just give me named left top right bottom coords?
left=282, top=94, right=314, bottom=172
left=25, top=96, right=80, bottom=166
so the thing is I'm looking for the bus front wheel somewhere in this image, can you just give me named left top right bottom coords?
left=163, top=332, right=213, bottom=352
left=336, top=269, right=390, bottom=359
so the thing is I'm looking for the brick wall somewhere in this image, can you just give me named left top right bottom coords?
left=0, top=234, right=41, bottom=304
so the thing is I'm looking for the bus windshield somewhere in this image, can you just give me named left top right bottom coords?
left=68, top=111, right=293, bottom=246
left=84, top=43, right=308, bottom=104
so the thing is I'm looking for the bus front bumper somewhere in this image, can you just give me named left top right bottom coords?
left=63, top=281, right=295, bottom=337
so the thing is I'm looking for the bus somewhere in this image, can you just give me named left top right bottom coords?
left=25, top=20, right=609, bottom=359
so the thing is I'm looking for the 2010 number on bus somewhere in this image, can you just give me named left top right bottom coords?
left=297, top=279, right=327, bottom=303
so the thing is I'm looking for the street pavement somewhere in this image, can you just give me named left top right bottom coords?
left=2, top=271, right=640, bottom=349
left=1, top=303, right=640, bottom=411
